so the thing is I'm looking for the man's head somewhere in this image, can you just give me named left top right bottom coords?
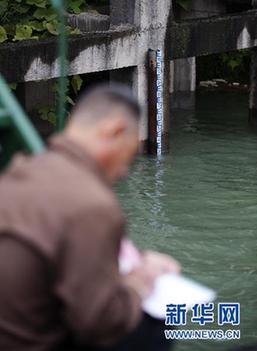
left=64, top=83, right=141, bottom=182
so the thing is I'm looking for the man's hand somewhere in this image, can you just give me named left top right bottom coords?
left=123, top=251, right=181, bottom=300
left=142, top=250, right=181, bottom=276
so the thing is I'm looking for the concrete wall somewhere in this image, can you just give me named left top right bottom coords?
left=2, top=0, right=257, bottom=150
left=109, top=0, right=173, bottom=152
left=1, top=0, right=173, bottom=150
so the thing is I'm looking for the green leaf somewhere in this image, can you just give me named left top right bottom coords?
left=33, top=7, right=57, bottom=20
left=0, top=26, right=8, bottom=43
left=0, top=0, right=8, bottom=17
left=8, top=83, right=17, bottom=90
left=66, top=96, right=75, bottom=105
left=38, top=107, right=56, bottom=125
left=228, top=59, right=240, bottom=71
left=70, top=27, right=81, bottom=35
left=14, top=4, right=30, bottom=14
left=0, top=0, right=86, bottom=42
left=71, top=75, right=83, bottom=95
left=45, top=20, right=59, bottom=35
left=13, top=24, right=33, bottom=41
left=26, top=0, right=47, bottom=8
left=68, top=0, right=83, bottom=14
left=48, top=111, right=56, bottom=125
left=66, top=26, right=81, bottom=35
left=28, top=20, right=45, bottom=32
left=38, top=106, right=49, bottom=120
left=33, top=8, right=46, bottom=19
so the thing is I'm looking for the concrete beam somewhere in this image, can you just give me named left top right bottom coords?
left=68, top=13, right=110, bottom=32
left=0, top=28, right=137, bottom=83
left=2, top=10, right=257, bottom=84
left=168, top=10, right=257, bottom=59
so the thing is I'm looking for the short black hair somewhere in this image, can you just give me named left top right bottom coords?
left=71, top=83, right=141, bottom=122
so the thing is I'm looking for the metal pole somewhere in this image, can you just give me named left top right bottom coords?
left=156, top=49, right=163, bottom=157
left=148, top=49, right=164, bottom=156
left=0, top=75, right=45, bottom=153
left=51, top=0, right=68, bottom=131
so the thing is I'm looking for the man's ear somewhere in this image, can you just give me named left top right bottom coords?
left=99, top=117, right=128, bottom=139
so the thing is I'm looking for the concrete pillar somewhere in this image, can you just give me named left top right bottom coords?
left=132, top=65, right=148, bottom=153
left=249, top=0, right=257, bottom=123
left=109, top=66, right=150, bottom=151
left=249, top=48, right=257, bottom=124
left=110, top=0, right=148, bottom=152
left=170, top=57, right=196, bottom=110
left=110, top=0, right=172, bottom=154
left=141, top=1, right=172, bottom=154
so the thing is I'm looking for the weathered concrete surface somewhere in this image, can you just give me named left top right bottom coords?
left=168, top=10, right=257, bottom=60
left=68, top=12, right=110, bottom=32
left=0, top=0, right=173, bottom=81
left=110, top=0, right=137, bottom=26
left=2, top=9, right=257, bottom=83
left=170, top=57, right=196, bottom=109
left=109, top=0, right=172, bottom=152
left=0, top=28, right=137, bottom=83
left=0, top=0, right=173, bottom=149
left=171, top=0, right=225, bottom=110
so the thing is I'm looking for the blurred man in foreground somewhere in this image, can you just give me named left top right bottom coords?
left=0, top=84, right=180, bottom=351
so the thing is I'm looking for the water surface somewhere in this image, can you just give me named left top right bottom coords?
left=116, top=90, right=257, bottom=351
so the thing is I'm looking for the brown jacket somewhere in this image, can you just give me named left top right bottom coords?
left=0, top=135, right=141, bottom=351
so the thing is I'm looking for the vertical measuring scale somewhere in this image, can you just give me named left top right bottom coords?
left=156, top=50, right=163, bottom=157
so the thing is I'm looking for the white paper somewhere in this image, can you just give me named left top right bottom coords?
left=142, top=274, right=216, bottom=320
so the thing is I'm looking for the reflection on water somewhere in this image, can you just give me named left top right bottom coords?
left=116, top=90, right=257, bottom=351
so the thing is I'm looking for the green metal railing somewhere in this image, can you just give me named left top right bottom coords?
left=0, top=76, right=44, bottom=153
left=0, top=0, right=68, bottom=170
left=0, top=75, right=45, bottom=170
left=52, top=0, right=68, bottom=131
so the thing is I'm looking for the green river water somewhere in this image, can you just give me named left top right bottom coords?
left=116, top=90, right=257, bottom=351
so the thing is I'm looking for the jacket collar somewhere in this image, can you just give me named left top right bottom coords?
left=49, top=134, right=111, bottom=187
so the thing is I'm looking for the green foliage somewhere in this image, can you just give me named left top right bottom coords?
left=0, top=0, right=85, bottom=43
left=38, top=106, right=57, bottom=125
left=0, top=26, right=7, bottom=43
left=176, top=0, right=192, bottom=11
left=220, top=51, right=249, bottom=72
left=197, top=50, right=250, bottom=84
left=69, top=0, right=84, bottom=14
left=71, top=75, right=83, bottom=95
left=14, top=24, right=35, bottom=41
left=38, top=74, right=83, bottom=126
left=8, top=83, right=17, bottom=90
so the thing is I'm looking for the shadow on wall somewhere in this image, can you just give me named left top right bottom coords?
left=173, top=0, right=255, bottom=20
left=87, top=0, right=110, bottom=15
